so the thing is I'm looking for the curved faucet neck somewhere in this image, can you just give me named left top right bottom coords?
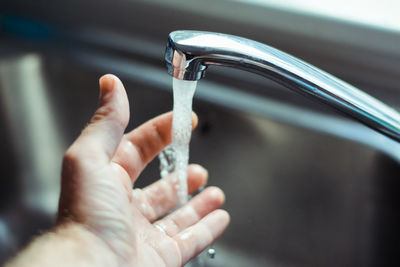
left=165, top=30, right=400, bottom=142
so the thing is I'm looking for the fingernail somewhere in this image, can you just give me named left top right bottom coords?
left=99, top=74, right=116, bottom=99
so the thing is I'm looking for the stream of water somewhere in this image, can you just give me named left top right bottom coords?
left=159, top=77, right=197, bottom=205
left=158, top=78, right=216, bottom=266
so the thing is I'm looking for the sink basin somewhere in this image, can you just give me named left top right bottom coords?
left=0, top=48, right=399, bottom=266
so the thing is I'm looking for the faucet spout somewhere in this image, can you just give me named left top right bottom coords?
left=165, top=30, right=400, bottom=142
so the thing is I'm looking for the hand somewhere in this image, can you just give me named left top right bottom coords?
left=56, top=74, right=230, bottom=266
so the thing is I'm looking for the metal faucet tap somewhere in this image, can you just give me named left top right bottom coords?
left=165, top=30, right=400, bottom=142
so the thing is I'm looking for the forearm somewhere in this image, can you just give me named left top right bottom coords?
left=6, top=223, right=118, bottom=267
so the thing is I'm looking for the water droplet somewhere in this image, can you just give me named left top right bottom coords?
left=207, top=248, right=216, bottom=259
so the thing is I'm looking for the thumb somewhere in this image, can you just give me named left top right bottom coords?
left=72, top=74, right=130, bottom=162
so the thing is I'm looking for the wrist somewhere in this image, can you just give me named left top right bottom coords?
left=55, top=222, right=120, bottom=266
left=7, top=222, right=119, bottom=267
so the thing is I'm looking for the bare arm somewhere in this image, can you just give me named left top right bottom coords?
left=6, top=223, right=118, bottom=267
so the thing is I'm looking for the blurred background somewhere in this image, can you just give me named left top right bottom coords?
left=0, top=0, right=400, bottom=266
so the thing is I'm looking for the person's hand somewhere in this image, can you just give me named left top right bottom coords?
left=56, top=74, right=230, bottom=266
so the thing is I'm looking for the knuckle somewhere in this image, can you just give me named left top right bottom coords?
left=153, top=122, right=170, bottom=147
left=91, top=105, right=128, bottom=132
left=91, top=105, right=114, bottom=123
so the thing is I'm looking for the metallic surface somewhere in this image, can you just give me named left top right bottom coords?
left=165, top=30, right=400, bottom=142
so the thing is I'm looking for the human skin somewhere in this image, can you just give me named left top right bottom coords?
left=7, top=74, right=230, bottom=267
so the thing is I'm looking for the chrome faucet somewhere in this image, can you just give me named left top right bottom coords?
left=165, top=30, right=400, bottom=142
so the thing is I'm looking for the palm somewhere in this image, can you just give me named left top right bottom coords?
left=58, top=75, right=229, bottom=266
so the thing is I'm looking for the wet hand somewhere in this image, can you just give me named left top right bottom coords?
left=57, top=74, right=230, bottom=266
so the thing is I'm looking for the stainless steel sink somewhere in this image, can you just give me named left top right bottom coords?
left=1, top=45, right=399, bottom=266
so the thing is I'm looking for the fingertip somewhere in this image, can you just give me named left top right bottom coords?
left=217, top=209, right=230, bottom=225
left=192, top=112, right=198, bottom=129
left=190, top=164, right=208, bottom=179
left=99, top=74, right=116, bottom=95
left=187, top=164, right=208, bottom=193
left=207, top=209, right=230, bottom=237
left=207, top=186, right=226, bottom=205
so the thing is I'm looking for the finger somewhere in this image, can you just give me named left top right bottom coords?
left=68, top=74, right=129, bottom=163
left=153, top=187, right=225, bottom=236
left=174, top=209, right=230, bottom=264
left=112, top=111, right=198, bottom=181
left=132, top=164, right=208, bottom=221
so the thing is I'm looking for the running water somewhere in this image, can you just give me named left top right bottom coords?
left=159, top=77, right=197, bottom=205
left=158, top=78, right=216, bottom=265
